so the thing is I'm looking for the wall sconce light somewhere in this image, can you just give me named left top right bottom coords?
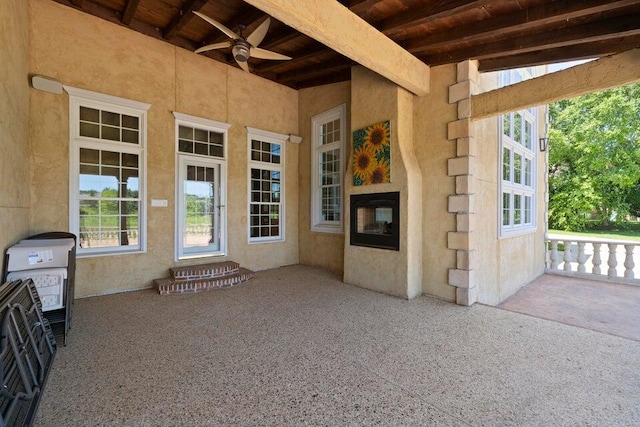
left=539, top=137, right=549, bottom=152
left=288, top=134, right=303, bottom=144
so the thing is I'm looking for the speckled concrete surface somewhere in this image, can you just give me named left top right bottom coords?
left=35, top=265, right=640, bottom=426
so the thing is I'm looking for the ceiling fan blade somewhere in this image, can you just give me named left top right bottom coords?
left=195, top=41, right=232, bottom=54
left=193, top=11, right=239, bottom=40
left=236, top=58, right=250, bottom=72
left=250, top=47, right=291, bottom=61
left=246, top=17, right=271, bottom=47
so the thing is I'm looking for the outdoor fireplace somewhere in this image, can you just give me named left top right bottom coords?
left=350, top=192, right=400, bottom=251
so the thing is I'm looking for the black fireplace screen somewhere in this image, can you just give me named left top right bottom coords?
left=350, top=192, right=399, bottom=251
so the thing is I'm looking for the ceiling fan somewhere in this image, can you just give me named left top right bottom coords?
left=193, top=11, right=291, bottom=72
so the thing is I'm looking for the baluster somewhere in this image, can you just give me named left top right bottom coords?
left=623, top=245, right=635, bottom=279
left=563, top=240, right=572, bottom=272
left=577, top=242, right=587, bottom=274
left=592, top=243, right=602, bottom=275
left=550, top=241, right=559, bottom=270
left=607, top=243, right=618, bottom=278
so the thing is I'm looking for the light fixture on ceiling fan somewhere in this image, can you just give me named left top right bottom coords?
left=193, top=11, right=291, bottom=72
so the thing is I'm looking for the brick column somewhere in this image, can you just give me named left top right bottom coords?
left=447, top=61, right=478, bottom=306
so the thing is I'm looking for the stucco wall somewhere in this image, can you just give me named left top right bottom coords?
left=298, top=82, right=350, bottom=275
left=343, top=66, right=422, bottom=299
left=0, top=0, right=31, bottom=256
left=473, top=70, right=547, bottom=305
left=414, top=65, right=458, bottom=301
left=28, top=0, right=299, bottom=297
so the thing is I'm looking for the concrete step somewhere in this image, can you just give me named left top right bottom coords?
left=155, top=267, right=254, bottom=295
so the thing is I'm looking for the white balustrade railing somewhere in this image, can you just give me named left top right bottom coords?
left=546, top=235, right=640, bottom=286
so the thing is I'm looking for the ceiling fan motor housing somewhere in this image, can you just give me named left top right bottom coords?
left=233, top=40, right=251, bottom=62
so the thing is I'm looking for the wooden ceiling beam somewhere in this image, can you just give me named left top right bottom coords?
left=478, top=36, right=640, bottom=72
left=163, top=0, right=209, bottom=40
left=261, top=0, right=383, bottom=53
left=420, top=13, right=640, bottom=66
left=378, top=0, right=493, bottom=35
left=243, top=0, right=430, bottom=95
left=404, top=0, right=640, bottom=56
left=121, top=0, right=141, bottom=26
left=472, top=48, right=640, bottom=120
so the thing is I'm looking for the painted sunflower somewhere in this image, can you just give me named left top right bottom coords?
left=366, top=159, right=391, bottom=184
left=353, top=145, right=376, bottom=180
left=364, top=121, right=390, bottom=154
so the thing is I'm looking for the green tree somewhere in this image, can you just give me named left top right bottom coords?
left=548, top=83, right=640, bottom=230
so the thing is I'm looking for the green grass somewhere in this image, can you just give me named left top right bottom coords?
left=549, top=223, right=640, bottom=242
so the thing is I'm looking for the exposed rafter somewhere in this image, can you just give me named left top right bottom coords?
left=379, top=0, right=494, bottom=36
left=51, top=0, right=640, bottom=91
left=420, top=12, right=640, bottom=66
left=478, top=36, right=640, bottom=72
left=121, top=0, right=141, bottom=25
left=403, top=0, right=640, bottom=56
left=163, top=0, right=209, bottom=40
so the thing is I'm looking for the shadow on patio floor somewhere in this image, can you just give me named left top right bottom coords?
left=498, top=274, right=640, bottom=342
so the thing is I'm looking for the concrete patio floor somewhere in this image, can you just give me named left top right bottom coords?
left=499, top=274, right=640, bottom=342
left=35, top=265, right=639, bottom=426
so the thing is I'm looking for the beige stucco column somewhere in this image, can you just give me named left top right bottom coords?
left=343, top=66, right=423, bottom=299
left=447, top=61, right=479, bottom=306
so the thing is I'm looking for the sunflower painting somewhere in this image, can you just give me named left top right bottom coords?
left=352, top=120, right=391, bottom=186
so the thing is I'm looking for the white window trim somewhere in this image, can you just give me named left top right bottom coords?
left=311, top=104, right=346, bottom=233
left=247, top=127, right=287, bottom=244
left=499, top=99, right=538, bottom=238
left=65, top=86, right=149, bottom=257
left=173, top=112, right=230, bottom=260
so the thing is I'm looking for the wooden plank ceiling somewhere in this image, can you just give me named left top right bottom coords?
left=52, top=0, right=640, bottom=90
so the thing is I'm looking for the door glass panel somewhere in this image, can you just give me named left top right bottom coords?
left=182, top=163, right=220, bottom=253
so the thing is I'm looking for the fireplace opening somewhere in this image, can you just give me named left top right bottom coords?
left=350, top=192, right=399, bottom=251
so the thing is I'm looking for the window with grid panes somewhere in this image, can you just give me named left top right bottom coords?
left=66, top=86, right=149, bottom=256
left=499, top=69, right=538, bottom=236
left=174, top=112, right=230, bottom=259
left=311, top=104, right=346, bottom=233
left=247, top=128, right=286, bottom=242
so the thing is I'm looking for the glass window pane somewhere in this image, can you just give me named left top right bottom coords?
left=195, top=143, right=208, bottom=156
left=122, top=153, right=138, bottom=168
left=102, top=151, right=120, bottom=166
left=80, top=106, right=100, bottom=123
left=525, top=121, right=532, bottom=150
left=195, top=128, right=208, bottom=142
left=80, top=122, right=100, bottom=138
left=80, top=148, right=100, bottom=164
left=514, top=114, right=522, bottom=144
left=122, top=129, right=139, bottom=144
left=525, top=158, right=532, bottom=187
left=101, top=110, right=120, bottom=126
left=179, top=126, right=193, bottom=139
left=502, top=148, right=510, bottom=181
left=122, top=115, right=139, bottom=130
left=503, top=115, right=510, bottom=138
left=102, top=125, right=120, bottom=141
left=179, top=140, right=193, bottom=153
left=514, top=153, right=522, bottom=184
left=503, top=193, right=510, bottom=226
left=514, top=194, right=522, bottom=225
